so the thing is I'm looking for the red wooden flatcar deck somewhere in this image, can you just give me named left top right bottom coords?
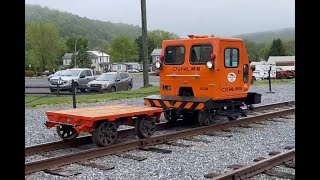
left=46, top=104, right=164, bottom=122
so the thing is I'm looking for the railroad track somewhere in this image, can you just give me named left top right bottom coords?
left=205, top=147, right=295, bottom=180
left=25, top=102, right=294, bottom=175
left=25, top=101, right=294, bottom=156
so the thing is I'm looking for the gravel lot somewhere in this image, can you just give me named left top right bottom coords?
left=25, top=83, right=295, bottom=179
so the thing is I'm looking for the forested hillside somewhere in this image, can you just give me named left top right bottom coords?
left=25, top=4, right=142, bottom=48
left=235, top=28, right=295, bottom=44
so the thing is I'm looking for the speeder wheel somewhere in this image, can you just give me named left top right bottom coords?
left=135, top=116, right=156, bottom=139
left=56, top=125, right=78, bottom=140
left=198, top=110, right=212, bottom=126
left=164, top=110, right=178, bottom=124
left=92, top=121, right=118, bottom=147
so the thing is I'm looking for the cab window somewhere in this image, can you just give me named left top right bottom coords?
left=190, top=44, right=213, bottom=64
left=85, top=70, right=92, bottom=76
left=243, top=64, right=249, bottom=83
left=80, top=71, right=86, bottom=77
left=164, top=46, right=185, bottom=65
left=225, top=48, right=239, bottom=68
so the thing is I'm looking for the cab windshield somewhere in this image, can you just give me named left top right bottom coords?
left=164, top=46, right=185, bottom=65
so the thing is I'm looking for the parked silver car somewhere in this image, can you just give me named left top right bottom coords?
left=49, top=68, right=95, bottom=92
left=87, top=72, right=133, bottom=93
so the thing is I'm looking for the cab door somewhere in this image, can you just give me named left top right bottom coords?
left=220, top=41, right=243, bottom=97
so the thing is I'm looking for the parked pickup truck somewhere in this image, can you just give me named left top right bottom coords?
left=49, top=68, right=95, bottom=92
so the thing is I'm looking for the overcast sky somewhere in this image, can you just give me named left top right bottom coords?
left=25, top=0, right=295, bottom=37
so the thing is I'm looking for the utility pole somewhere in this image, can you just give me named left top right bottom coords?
left=141, top=0, right=149, bottom=87
left=74, top=39, right=77, bottom=68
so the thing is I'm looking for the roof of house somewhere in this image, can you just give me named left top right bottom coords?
left=268, top=56, right=295, bottom=64
left=87, top=51, right=110, bottom=57
left=151, top=49, right=161, bottom=56
left=62, top=53, right=75, bottom=59
left=63, top=51, right=109, bottom=59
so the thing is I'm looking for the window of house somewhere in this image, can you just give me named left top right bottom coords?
left=117, top=65, right=121, bottom=70
left=156, top=56, right=160, bottom=61
left=224, top=48, right=239, bottom=68
left=190, top=44, right=213, bottom=64
left=164, top=46, right=185, bottom=65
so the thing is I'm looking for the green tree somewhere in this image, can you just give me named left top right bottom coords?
left=257, top=44, right=270, bottom=60
left=244, top=39, right=259, bottom=61
left=268, top=38, right=287, bottom=57
left=26, top=22, right=61, bottom=71
left=94, top=39, right=110, bottom=54
left=67, top=37, right=91, bottom=68
left=135, top=35, right=156, bottom=63
left=66, top=37, right=77, bottom=53
left=108, top=36, right=138, bottom=62
left=148, top=30, right=180, bottom=48
left=284, top=39, right=295, bottom=56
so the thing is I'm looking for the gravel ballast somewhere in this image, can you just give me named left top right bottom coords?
left=25, top=83, right=295, bottom=179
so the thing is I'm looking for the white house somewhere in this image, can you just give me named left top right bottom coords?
left=112, top=63, right=128, bottom=72
left=267, top=56, right=295, bottom=71
left=111, top=62, right=142, bottom=72
left=62, top=53, right=75, bottom=67
left=124, top=62, right=143, bottom=71
left=62, top=51, right=111, bottom=74
left=87, top=51, right=111, bottom=74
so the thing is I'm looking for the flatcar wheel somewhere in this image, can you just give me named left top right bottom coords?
left=198, top=110, right=212, bottom=126
left=135, top=116, right=156, bottom=139
left=92, top=121, right=118, bottom=147
left=56, top=125, right=78, bottom=140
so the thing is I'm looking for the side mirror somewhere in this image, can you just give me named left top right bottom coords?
left=115, top=79, right=120, bottom=82
left=80, top=75, right=85, bottom=78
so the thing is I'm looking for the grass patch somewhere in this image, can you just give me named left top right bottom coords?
left=252, top=79, right=295, bottom=86
left=129, top=73, right=142, bottom=77
left=25, top=86, right=159, bottom=108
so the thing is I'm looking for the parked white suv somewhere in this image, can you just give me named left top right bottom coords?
left=49, top=68, right=95, bottom=92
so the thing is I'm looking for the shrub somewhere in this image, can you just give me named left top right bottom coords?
left=25, top=70, right=35, bottom=77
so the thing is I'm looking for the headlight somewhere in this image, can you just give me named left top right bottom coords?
left=63, top=80, right=70, bottom=84
left=103, top=84, right=109, bottom=87
left=155, top=61, right=161, bottom=69
left=206, top=61, right=213, bottom=69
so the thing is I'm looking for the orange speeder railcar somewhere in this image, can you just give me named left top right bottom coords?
left=44, top=35, right=261, bottom=147
left=144, top=35, right=261, bottom=126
